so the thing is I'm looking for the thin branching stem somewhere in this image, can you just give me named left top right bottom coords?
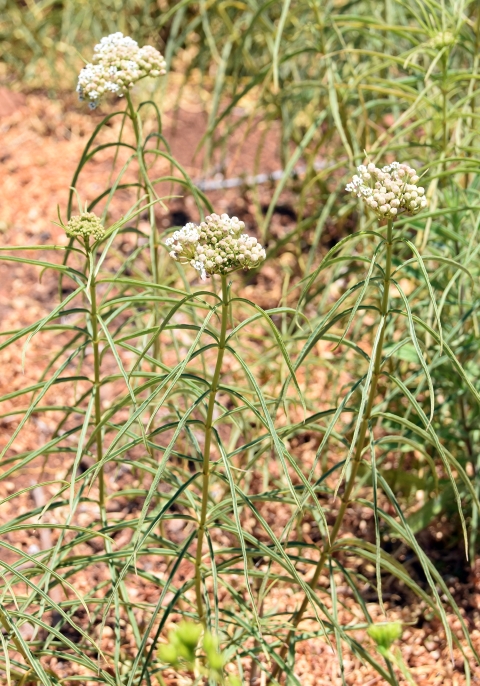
left=271, top=219, right=394, bottom=683
left=195, top=274, right=229, bottom=623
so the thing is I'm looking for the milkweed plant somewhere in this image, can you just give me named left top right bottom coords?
left=0, top=27, right=479, bottom=686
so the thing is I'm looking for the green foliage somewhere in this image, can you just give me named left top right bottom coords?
left=1, top=1, right=480, bottom=685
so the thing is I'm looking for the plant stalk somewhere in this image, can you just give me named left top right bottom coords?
left=88, top=243, right=143, bottom=670
left=126, top=92, right=161, bottom=365
left=89, top=257, right=105, bottom=519
left=126, top=92, right=159, bottom=281
left=195, top=275, right=229, bottom=623
left=270, top=219, right=394, bottom=682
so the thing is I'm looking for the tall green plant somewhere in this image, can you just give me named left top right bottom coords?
left=268, top=159, right=479, bottom=682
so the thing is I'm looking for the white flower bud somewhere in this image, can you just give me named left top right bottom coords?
left=77, top=32, right=167, bottom=108
left=167, top=213, right=266, bottom=277
left=346, top=160, right=427, bottom=220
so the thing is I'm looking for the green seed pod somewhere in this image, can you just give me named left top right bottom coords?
left=157, top=643, right=178, bottom=666
left=175, top=642, right=196, bottom=663
left=208, top=650, right=225, bottom=672
left=176, top=620, right=203, bottom=650
left=203, top=630, right=218, bottom=655
left=203, top=631, right=225, bottom=673
left=367, top=621, right=403, bottom=649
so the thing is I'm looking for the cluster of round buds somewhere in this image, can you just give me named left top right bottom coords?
left=346, top=161, right=427, bottom=220
left=166, top=214, right=266, bottom=279
left=65, top=212, right=105, bottom=243
left=428, top=31, right=455, bottom=49
left=77, top=32, right=166, bottom=109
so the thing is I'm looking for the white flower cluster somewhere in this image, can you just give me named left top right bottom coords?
left=65, top=212, right=105, bottom=242
left=346, top=162, right=427, bottom=220
left=77, top=32, right=166, bottom=109
left=166, top=214, right=266, bottom=279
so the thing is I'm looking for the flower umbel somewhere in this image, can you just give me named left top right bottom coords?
left=166, top=213, right=266, bottom=279
left=65, top=212, right=105, bottom=242
left=77, top=32, right=166, bottom=109
left=346, top=161, right=427, bottom=220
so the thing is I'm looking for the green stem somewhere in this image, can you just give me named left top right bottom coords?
left=88, top=246, right=143, bottom=658
left=126, top=92, right=141, bottom=148
left=89, top=256, right=105, bottom=519
left=126, top=92, right=161, bottom=364
left=270, top=220, right=394, bottom=683
left=126, top=92, right=159, bottom=283
left=195, top=275, right=229, bottom=623
left=442, top=51, right=449, bottom=176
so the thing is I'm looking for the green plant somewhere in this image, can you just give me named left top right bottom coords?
left=1, top=5, right=480, bottom=685
left=267, top=158, right=480, bottom=681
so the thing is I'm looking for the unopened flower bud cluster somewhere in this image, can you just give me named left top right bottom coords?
left=429, top=31, right=455, bottom=49
left=65, top=212, right=105, bottom=242
left=346, top=162, right=427, bottom=220
left=77, top=32, right=166, bottom=109
left=166, top=214, right=266, bottom=279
